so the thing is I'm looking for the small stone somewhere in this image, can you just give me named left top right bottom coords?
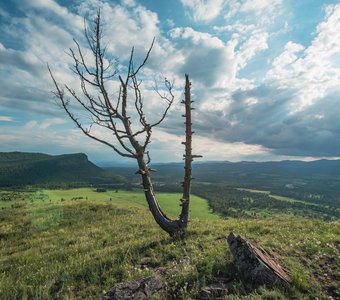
left=199, top=283, right=228, bottom=300
left=140, top=257, right=159, bottom=269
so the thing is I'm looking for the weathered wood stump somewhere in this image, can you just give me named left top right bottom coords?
left=227, top=232, right=290, bottom=286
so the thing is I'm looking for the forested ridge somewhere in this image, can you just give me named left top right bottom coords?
left=0, top=152, right=125, bottom=186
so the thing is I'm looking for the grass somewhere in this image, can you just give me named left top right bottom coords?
left=43, top=188, right=219, bottom=220
left=0, top=188, right=339, bottom=299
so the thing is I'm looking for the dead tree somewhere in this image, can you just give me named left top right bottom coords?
left=48, top=11, right=200, bottom=237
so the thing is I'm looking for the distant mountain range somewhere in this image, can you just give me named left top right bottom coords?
left=0, top=152, right=125, bottom=186
left=109, top=159, right=340, bottom=180
left=107, top=158, right=340, bottom=197
left=2, top=151, right=340, bottom=194
left=193, top=159, right=340, bottom=179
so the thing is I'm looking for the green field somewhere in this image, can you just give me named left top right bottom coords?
left=237, top=188, right=320, bottom=206
left=42, top=188, right=219, bottom=221
left=237, top=188, right=271, bottom=195
left=0, top=188, right=339, bottom=299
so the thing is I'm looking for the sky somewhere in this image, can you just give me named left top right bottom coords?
left=1, top=0, right=340, bottom=165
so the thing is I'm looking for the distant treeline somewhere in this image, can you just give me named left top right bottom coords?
left=192, top=185, right=340, bottom=221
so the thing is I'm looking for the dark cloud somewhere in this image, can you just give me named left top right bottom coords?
left=179, top=46, right=234, bottom=87
left=0, top=75, right=60, bottom=116
left=169, top=28, right=236, bottom=87
left=194, top=85, right=340, bottom=157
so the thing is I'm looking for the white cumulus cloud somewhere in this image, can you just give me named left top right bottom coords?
left=267, top=3, right=340, bottom=110
left=180, top=0, right=226, bottom=22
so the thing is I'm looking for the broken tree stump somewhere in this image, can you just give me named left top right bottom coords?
left=227, top=232, right=291, bottom=286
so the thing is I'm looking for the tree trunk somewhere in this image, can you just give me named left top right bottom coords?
left=137, top=156, right=182, bottom=236
left=136, top=74, right=195, bottom=238
left=179, top=74, right=193, bottom=229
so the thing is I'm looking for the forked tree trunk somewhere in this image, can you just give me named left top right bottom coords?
left=137, top=157, right=181, bottom=235
left=136, top=75, right=195, bottom=237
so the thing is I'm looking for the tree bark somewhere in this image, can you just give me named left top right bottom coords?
left=137, top=156, right=181, bottom=235
left=179, top=74, right=193, bottom=229
left=135, top=75, right=194, bottom=238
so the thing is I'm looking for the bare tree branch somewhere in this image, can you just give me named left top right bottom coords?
left=48, top=65, right=134, bottom=158
left=131, top=37, right=155, bottom=77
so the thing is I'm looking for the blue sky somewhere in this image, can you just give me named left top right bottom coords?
left=0, top=0, right=340, bottom=164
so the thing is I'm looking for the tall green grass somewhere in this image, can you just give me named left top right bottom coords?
left=0, top=188, right=339, bottom=299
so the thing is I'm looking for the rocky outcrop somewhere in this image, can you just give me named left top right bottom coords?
left=227, top=232, right=290, bottom=286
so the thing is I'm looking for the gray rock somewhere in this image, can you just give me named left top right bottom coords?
left=227, top=232, right=290, bottom=286
left=101, top=275, right=164, bottom=300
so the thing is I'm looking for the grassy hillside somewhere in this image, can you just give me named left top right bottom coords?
left=0, top=152, right=125, bottom=186
left=0, top=188, right=339, bottom=299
